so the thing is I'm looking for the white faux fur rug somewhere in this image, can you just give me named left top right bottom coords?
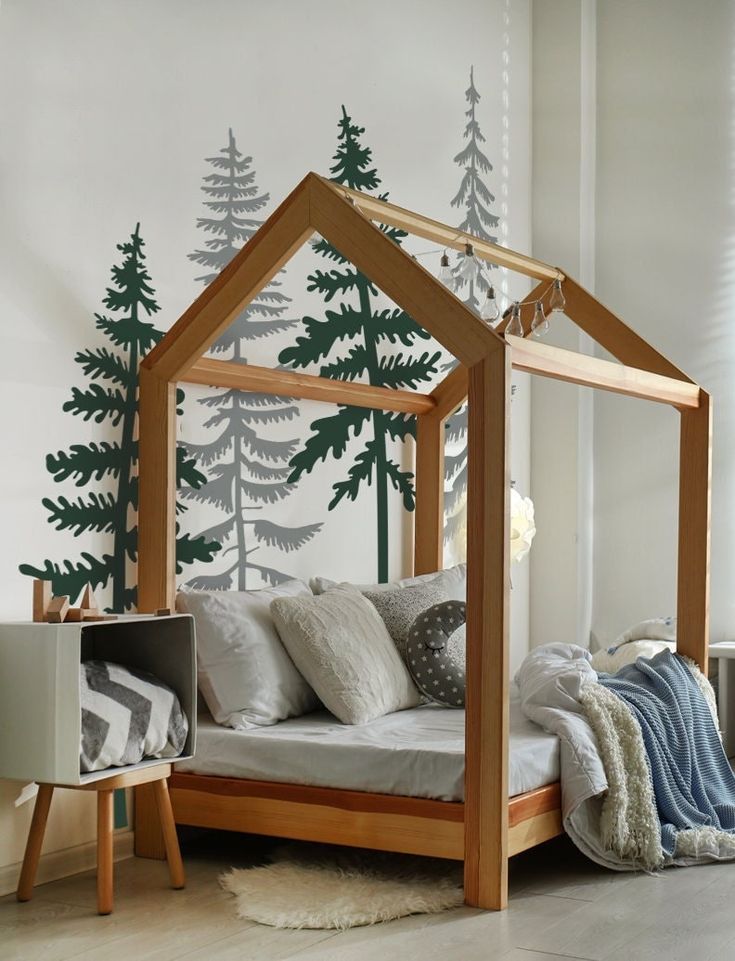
left=220, top=844, right=464, bottom=929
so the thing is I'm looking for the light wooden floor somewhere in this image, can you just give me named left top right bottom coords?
left=3, top=831, right=735, bottom=961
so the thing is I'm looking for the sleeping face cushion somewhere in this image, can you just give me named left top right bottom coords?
left=406, top=600, right=466, bottom=707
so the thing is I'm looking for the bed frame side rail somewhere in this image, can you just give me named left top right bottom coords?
left=135, top=775, right=562, bottom=863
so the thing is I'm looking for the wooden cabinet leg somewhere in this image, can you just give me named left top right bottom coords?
left=152, top=778, right=185, bottom=890
left=134, top=783, right=166, bottom=860
left=97, top=789, right=114, bottom=915
left=17, top=785, right=54, bottom=902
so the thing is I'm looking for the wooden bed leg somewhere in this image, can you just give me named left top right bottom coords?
left=464, top=347, right=511, bottom=910
left=134, top=783, right=166, bottom=860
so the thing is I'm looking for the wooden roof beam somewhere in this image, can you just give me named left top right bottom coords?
left=322, top=177, right=561, bottom=283
left=508, top=335, right=700, bottom=409
left=182, top=358, right=436, bottom=415
left=429, top=334, right=700, bottom=414
left=561, top=277, right=694, bottom=383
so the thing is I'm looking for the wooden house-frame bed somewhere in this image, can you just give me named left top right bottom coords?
left=134, top=172, right=710, bottom=910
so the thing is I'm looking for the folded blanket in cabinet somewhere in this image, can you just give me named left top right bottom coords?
left=80, top=660, right=188, bottom=772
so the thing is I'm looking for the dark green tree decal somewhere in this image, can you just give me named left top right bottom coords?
left=445, top=67, right=500, bottom=547
left=280, top=107, right=441, bottom=583
left=180, top=129, right=321, bottom=591
left=20, top=226, right=218, bottom=610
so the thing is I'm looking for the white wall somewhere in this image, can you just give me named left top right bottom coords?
left=593, top=0, right=735, bottom=646
left=531, top=0, right=735, bottom=653
left=0, top=0, right=532, bottom=889
left=529, top=0, right=595, bottom=649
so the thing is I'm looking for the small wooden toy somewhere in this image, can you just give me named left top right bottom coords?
left=32, top=580, right=51, bottom=623
left=80, top=585, right=99, bottom=612
left=155, top=608, right=172, bottom=617
left=29, top=577, right=117, bottom=624
left=65, top=608, right=94, bottom=622
left=46, top=596, right=70, bottom=623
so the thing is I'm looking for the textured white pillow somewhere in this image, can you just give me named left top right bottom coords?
left=310, top=563, right=466, bottom=602
left=176, top=581, right=319, bottom=730
left=270, top=585, right=420, bottom=725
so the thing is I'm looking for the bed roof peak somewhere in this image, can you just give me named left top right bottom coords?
left=142, top=170, right=695, bottom=389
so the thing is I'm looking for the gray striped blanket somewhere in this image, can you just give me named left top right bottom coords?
left=80, top=660, right=188, bottom=773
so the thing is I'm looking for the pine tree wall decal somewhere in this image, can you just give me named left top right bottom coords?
left=445, top=67, right=501, bottom=549
left=180, top=129, right=321, bottom=591
left=280, top=107, right=441, bottom=583
left=20, top=226, right=218, bottom=610
left=450, top=65, right=500, bottom=313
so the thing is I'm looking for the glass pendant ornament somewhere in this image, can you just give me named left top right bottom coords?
left=549, top=277, right=566, bottom=313
left=505, top=302, right=523, bottom=337
left=437, top=251, right=454, bottom=287
left=531, top=300, right=549, bottom=337
left=480, top=285, right=500, bottom=324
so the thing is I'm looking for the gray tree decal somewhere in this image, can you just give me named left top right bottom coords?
left=20, top=225, right=219, bottom=610
left=445, top=66, right=500, bottom=547
left=450, top=65, right=500, bottom=312
left=181, top=130, right=321, bottom=590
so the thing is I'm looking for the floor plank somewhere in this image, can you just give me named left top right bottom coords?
left=2, top=830, right=735, bottom=961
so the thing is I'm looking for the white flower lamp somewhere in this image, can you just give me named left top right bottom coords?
left=510, top=487, right=536, bottom=564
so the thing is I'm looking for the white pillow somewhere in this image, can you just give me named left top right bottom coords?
left=270, top=584, right=420, bottom=725
left=590, top=640, right=675, bottom=675
left=310, top=563, right=466, bottom=603
left=176, top=581, right=319, bottom=729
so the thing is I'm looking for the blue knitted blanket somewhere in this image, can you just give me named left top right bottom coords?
left=598, top=649, right=735, bottom=858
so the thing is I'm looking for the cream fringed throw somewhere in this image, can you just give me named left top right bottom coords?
left=578, top=683, right=664, bottom=870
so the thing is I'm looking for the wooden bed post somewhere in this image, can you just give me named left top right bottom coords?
left=138, top=367, right=177, bottom=613
left=414, top=412, right=445, bottom=575
left=677, top=391, right=712, bottom=673
left=464, top=345, right=511, bottom=910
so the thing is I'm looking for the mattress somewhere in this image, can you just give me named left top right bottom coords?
left=177, top=688, right=559, bottom=801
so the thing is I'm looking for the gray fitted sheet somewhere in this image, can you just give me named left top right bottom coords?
left=178, top=688, right=559, bottom=801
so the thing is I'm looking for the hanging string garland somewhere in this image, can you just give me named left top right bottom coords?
left=409, top=243, right=567, bottom=338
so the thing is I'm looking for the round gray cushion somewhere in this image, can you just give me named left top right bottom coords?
left=406, top=600, right=466, bottom=707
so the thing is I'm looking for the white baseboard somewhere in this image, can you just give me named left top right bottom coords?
left=0, top=830, right=134, bottom=898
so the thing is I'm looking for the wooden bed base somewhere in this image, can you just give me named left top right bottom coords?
left=135, top=774, right=563, bottom=862
left=135, top=173, right=711, bottom=909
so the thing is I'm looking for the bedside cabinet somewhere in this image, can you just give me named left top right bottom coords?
left=0, top=615, right=197, bottom=914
